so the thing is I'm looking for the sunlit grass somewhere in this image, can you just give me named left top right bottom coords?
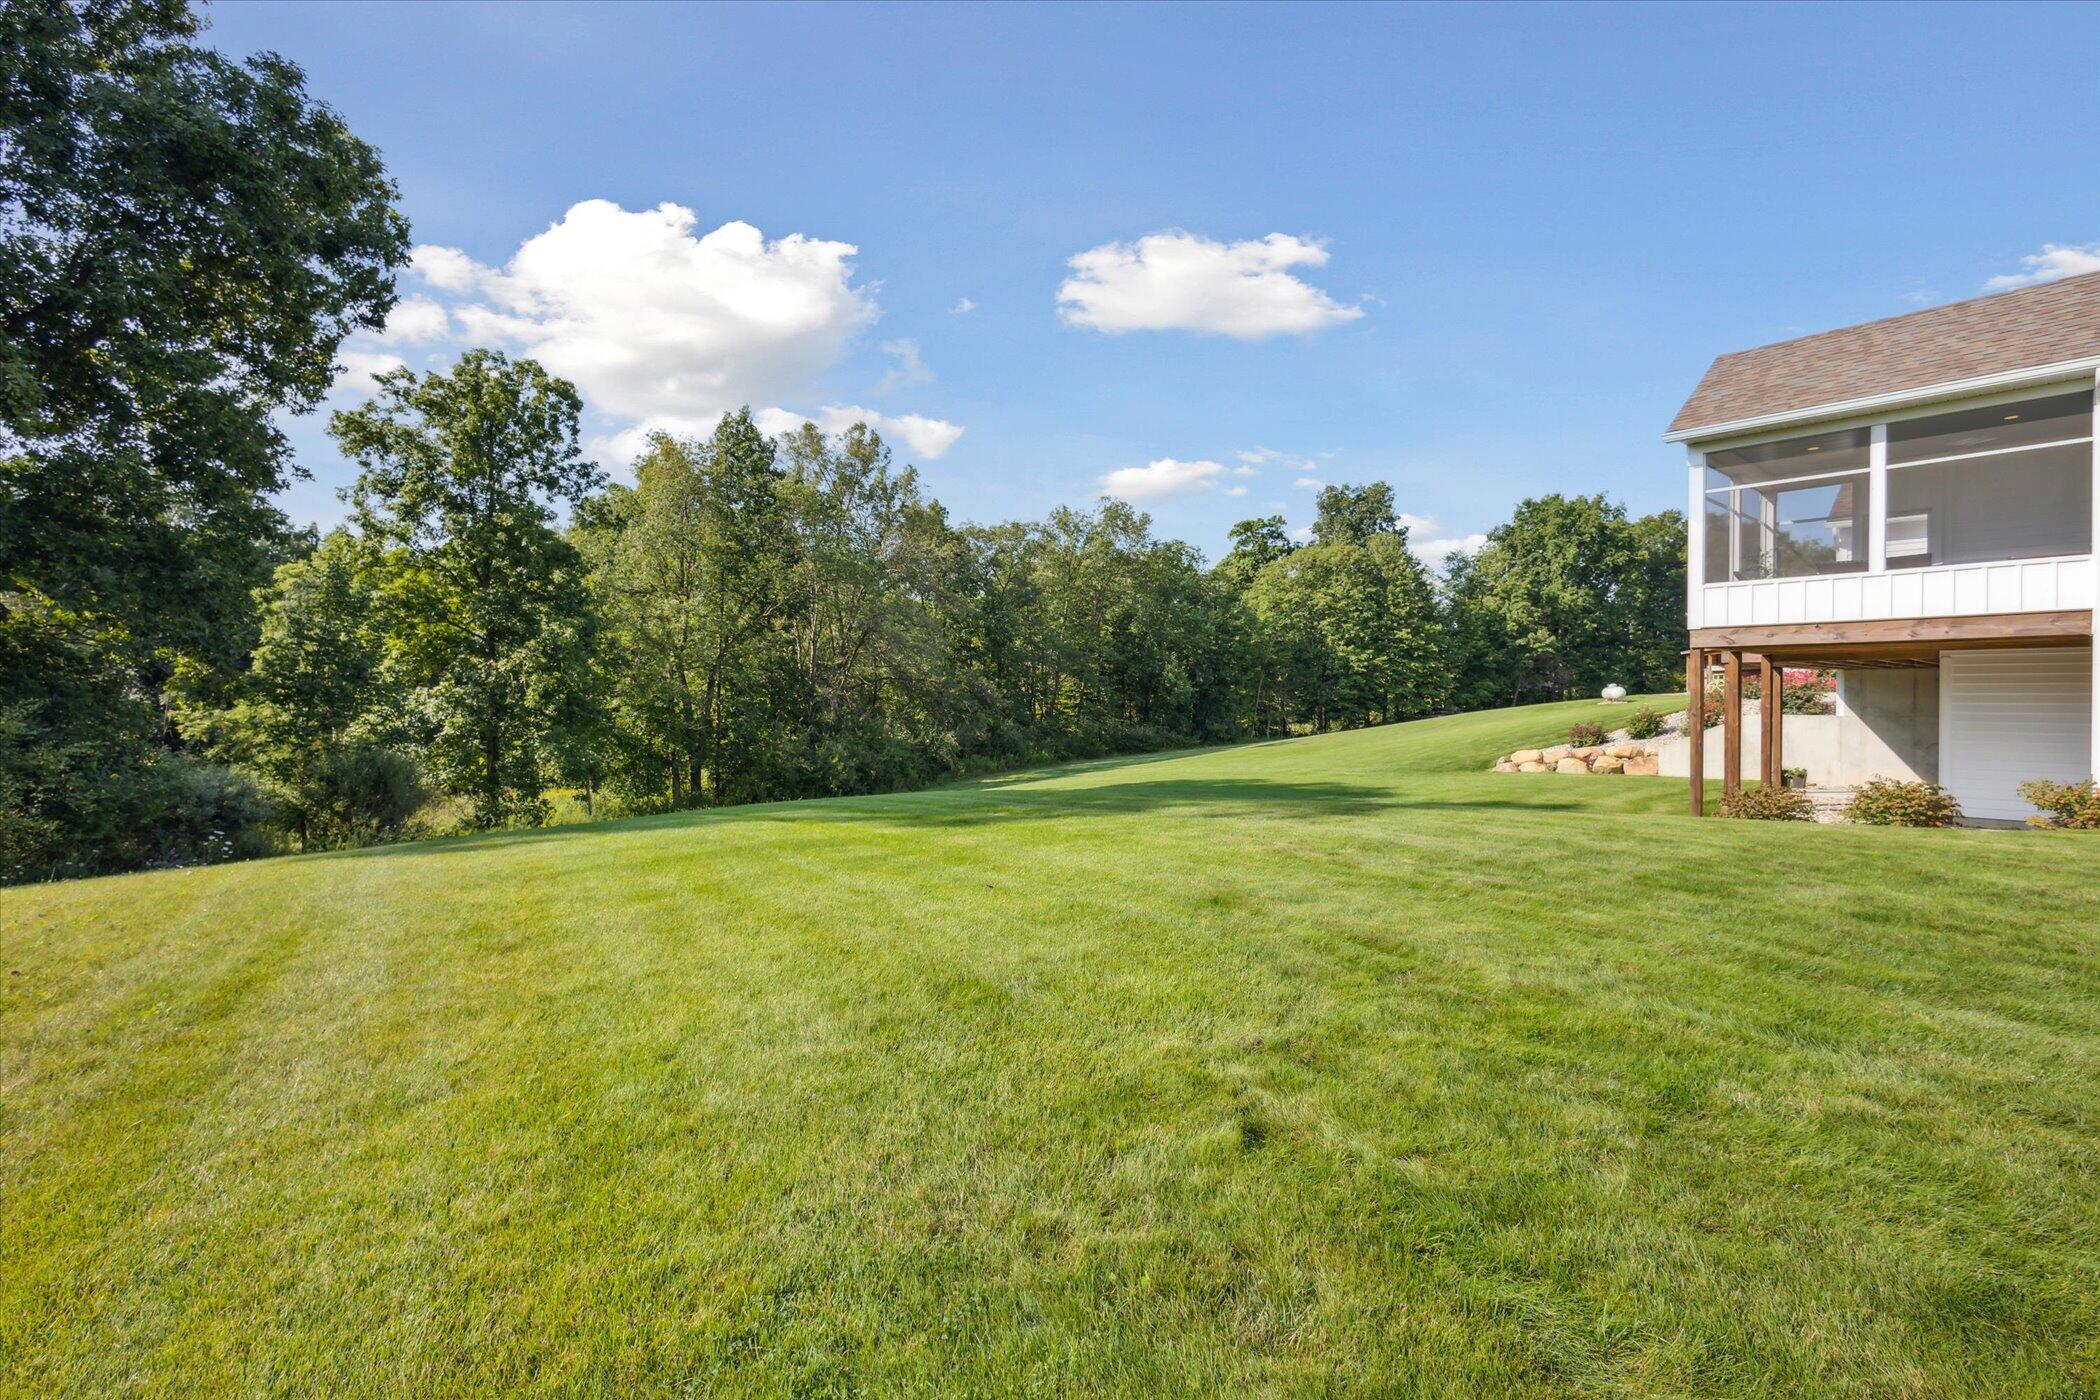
left=5, top=696, right=2099, bottom=1393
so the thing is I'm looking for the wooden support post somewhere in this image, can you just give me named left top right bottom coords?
left=1772, top=671, right=1789, bottom=793
left=1759, top=655, right=1780, bottom=787
left=1723, top=650, right=1743, bottom=798
left=1687, top=647, right=1706, bottom=817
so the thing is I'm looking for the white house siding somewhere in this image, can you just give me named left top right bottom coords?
left=1939, top=646, right=2093, bottom=822
left=1696, top=554, right=2093, bottom=633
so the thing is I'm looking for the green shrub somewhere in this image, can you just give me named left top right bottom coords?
left=1844, top=778, right=1962, bottom=828
left=1623, top=707, right=1665, bottom=740
left=1782, top=680, right=1834, bottom=714
left=1718, top=785, right=1813, bottom=821
left=2018, top=778, right=2100, bottom=830
left=1567, top=722, right=1607, bottom=747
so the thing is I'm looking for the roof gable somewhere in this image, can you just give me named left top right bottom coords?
left=1671, top=271, right=2100, bottom=439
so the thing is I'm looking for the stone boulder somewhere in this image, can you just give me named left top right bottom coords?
left=1554, top=757, right=1589, bottom=774
left=1607, top=742, right=1639, bottom=758
left=1541, top=745, right=1572, bottom=763
left=1492, top=759, right=1515, bottom=773
left=1509, top=749, right=1544, bottom=765
left=1518, top=761, right=1550, bottom=773
left=1622, top=756, right=1659, bottom=776
left=1590, top=756, right=1624, bottom=773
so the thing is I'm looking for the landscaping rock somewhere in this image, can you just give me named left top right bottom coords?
left=1607, top=742, right=1639, bottom=758
left=1541, top=745, right=1572, bottom=763
left=1518, top=761, right=1549, bottom=773
left=1622, top=756, right=1659, bottom=776
left=1554, top=757, right=1589, bottom=774
left=1509, top=749, right=1543, bottom=765
left=1590, top=756, right=1624, bottom=773
left=1492, top=759, right=1515, bottom=773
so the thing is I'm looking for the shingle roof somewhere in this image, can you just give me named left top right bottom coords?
left=1670, top=270, right=2100, bottom=438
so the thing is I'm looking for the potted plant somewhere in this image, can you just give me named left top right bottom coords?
left=1783, top=767, right=1808, bottom=790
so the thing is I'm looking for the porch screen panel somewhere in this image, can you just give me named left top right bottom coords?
left=1703, top=427, right=1870, bottom=582
left=1884, top=389, right=2095, bottom=568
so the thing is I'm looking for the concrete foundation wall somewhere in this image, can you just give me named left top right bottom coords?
left=1655, top=667, right=1940, bottom=787
left=1835, top=667, right=1939, bottom=785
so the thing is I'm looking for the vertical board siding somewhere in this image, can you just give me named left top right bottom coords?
left=1701, top=555, right=2093, bottom=629
left=1939, top=646, right=2093, bottom=822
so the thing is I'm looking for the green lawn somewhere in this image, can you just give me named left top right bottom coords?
left=6, top=698, right=2100, bottom=1395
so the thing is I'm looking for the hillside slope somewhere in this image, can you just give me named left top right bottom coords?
left=6, top=698, right=2100, bottom=1393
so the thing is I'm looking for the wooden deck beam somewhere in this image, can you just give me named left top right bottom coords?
left=1690, top=609, right=2090, bottom=654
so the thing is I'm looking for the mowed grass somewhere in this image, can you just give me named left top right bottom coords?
left=6, top=699, right=2100, bottom=1396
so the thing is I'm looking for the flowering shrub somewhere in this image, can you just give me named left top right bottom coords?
left=1844, top=778, right=1962, bottom=828
left=1567, top=722, right=1607, bottom=747
left=1744, top=670, right=1836, bottom=714
left=1718, top=785, right=1812, bottom=821
left=1623, top=707, right=1665, bottom=740
left=2018, top=778, right=2100, bottom=830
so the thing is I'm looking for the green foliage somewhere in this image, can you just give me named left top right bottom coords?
left=1311, top=482, right=1398, bottom=547
left=1623, top=706, right=1666, bottom=740
left=1567, top=721, right=1607, bottom=746
left=2018, top=778, right=2100, bottom=830
left=1241, top=523, right=1445, bottom=733
left=333, top=351, right=604, bottom=828
left=1718, top=785, right=1813, bottom=821
left=1444, top=494, right=1685, bottom=708
left=2, top=594, right=275, bottom=882
left=0, top=0, right=404, bottom=879
left=1784, top=675, right=1836, bottom=714
left=1844, top=778, right=1962, bottom=828
left=1, top=0, right=405, bottom=665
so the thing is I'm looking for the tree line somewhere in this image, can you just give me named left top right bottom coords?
left=0, top=2, right=1685, bottom=883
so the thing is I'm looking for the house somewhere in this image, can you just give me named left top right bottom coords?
left=1670, top=272, right=2100, bottom=821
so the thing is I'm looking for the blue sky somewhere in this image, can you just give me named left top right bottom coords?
left=205, top=1, right=2100, bottom=566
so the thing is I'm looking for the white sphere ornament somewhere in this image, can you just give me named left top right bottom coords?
left=1601, top=683, right=1627, bottom=702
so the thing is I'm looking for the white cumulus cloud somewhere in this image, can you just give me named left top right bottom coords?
left=410, top=199, right=879, bottom=423
left=1412, top=532, right=1487, bottom=572
left=330, top=349, right=405, bottom=395
left=377, top=297, right=450, bottom=345
left=951, top=297, right=976, bottom=314
left=1985, top=243, right=2100, bottom=291
left=755, top=404, right=964, bottom=461
left=1059, top=232, right=1364, bottom=339
left=1099, top=457, right=1227, bottom=502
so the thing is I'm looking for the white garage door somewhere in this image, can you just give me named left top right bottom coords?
left=1939, top=647, right=2092, bottom=822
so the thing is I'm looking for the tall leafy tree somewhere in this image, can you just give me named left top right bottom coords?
left=1244, top=531, right=1445, bottom=730
left=1, top=0, right=408, bottom=664
left=1312, top=482, right=1399, bottom=547
left=333, top=351, right=602, bottom=827
left=178, top=531, right=425, bottom=850
left=1446, top=493, right=1685, bottom=706
left=584, top=411, right=796, bottom=808
left=0, top=0, right=406, bottom=878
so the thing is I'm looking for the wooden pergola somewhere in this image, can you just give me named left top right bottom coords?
left=1682, top=609, right=2091, bottom=816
